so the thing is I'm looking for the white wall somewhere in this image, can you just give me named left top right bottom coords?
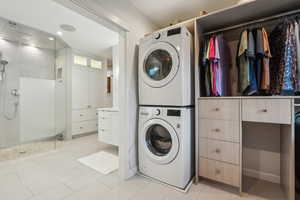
left=111, top=45, right=118, bottom=108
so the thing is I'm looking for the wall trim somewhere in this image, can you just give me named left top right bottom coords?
left=243, top=168, right=280, bottom=184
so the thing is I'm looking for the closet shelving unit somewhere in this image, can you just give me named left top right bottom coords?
left=193, top=1, right=300, bottom=200
left=152, top=0, right=300, bottom=199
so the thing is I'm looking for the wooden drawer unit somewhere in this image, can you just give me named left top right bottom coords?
left=198, top=99, right=239, bottom=120
left=199, top=138, right=239, bottom=165
left=199, top=158, right=240, bottom=187
left=242, top=99, right=291, bottom=124
left=199, top=119, right=239, bottom=143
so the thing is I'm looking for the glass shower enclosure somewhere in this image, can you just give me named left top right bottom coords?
left=0, top=17, right=67, bottom=161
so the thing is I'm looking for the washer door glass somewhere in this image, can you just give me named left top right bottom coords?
left=142, top=119, right=179, bottom=164
left=141, top=42, right=179, bottom=88
left=146, top=124, right=172, bottom=156
left=144, top=50, right=172, bottom=81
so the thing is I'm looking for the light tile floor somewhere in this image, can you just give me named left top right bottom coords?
left=0, top=135, right=283, bottom=200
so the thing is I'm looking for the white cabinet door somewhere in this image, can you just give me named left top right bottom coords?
left=72, top=68, right=89, bottom=109
left=98, top=110, right=119, bottom=146
left=88, top=69, right=105, bottom=108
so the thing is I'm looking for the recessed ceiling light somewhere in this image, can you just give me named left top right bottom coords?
left=48, top=37, right=54, bottom=41
left=60, top=24, right=76, bottom=32
left=57, top=31, right=63, bottom=36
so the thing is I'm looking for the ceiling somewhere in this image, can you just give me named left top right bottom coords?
left=129, top=0, right=240, bottom=27
left=0, top=16, right=66, bottom=50
left=0, top=0, right=119, bottom=57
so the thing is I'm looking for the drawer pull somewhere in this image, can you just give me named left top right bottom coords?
left=80, top=114, right=83, bottom=117
left=213, top=108, right=220, bottom=112
left=215, top=169, right=221, bottom=174
left=213, top=128, right=221, bottom=132
left=215, top=149, right=221, bottom=153
left=80, top=127, right=83, bottom=129
left=261, top=109, right=268, bottom=113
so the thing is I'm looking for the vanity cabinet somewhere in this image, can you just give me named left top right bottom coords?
left=97, top=109, right=119, bottom=146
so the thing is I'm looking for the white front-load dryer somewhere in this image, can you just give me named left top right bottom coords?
left=138, top=106, right=194, bottom=189
left=139, top=26, right=194, bottom=107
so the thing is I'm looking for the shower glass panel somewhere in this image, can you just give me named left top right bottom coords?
left=0, top=17, right=67, bottom=161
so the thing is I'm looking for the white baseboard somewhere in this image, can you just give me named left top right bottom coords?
left=243, top=168, right=280, bottom=184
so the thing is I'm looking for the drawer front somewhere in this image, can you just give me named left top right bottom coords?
left=242, top=99, right=291, bottom=124
left=199, top=138, right=239, bottom=165
left=199, top=119, right=239, bottom=143
left=86, top=120, right=98, bottom=132
left=72, top=121, right=89, bottom=135
left=98, top=111, right=114, bottom=118
left=98, top=129, right=115, bottom=145
left=199, top=158, right=240, bottom=187
left=98, top=116, right=112, bottom=130
left=198, top=99, right=239, bottom=120
left=73, top=109, right=97, bottom=122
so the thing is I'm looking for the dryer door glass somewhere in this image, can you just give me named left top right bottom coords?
left=144, top=50, right=172, bottom=81
left=146, top=124, right=172, bottom=156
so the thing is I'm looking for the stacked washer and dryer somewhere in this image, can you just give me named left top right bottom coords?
left=138, top=26, right=195, bottom=190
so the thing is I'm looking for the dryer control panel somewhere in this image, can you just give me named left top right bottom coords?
left=167, top=109, right=181, bottom=117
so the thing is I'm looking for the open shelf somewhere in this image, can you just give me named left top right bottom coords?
left=243, top=176, right=286, bottom=200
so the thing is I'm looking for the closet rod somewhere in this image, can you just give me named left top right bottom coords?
left=203, top=8, right=300, bottom=35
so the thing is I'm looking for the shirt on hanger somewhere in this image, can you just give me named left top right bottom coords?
left=270, top=21, right=288, bottom=95
left=202, top=39, right=211, bottom=96
left=255, top=28, right=264, bottom=89
left=215, top=35, right=222, bottom=96
left=295, top=20, right=300, bottom=92
left=244, top=30, right=258, bottom=95
left=237, top=30, right=250, bottom=93
left=282, top=22, right=297, bottom=95
left=261, top=28, right=272, bottom=91
left=217, top=34, right=230, bottom=96
left=209, top=36, right=217, bottom=96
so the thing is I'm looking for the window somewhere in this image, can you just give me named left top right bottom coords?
left=90, top=59, right=102, bottom=69
left=74, top=55, right=87, bottom=66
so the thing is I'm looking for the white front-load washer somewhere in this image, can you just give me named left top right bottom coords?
left=138, top=106, right=194, bottom=189
left=139, top=26, right=194, bottom=107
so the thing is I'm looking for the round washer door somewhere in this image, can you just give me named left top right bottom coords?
left=141, top=42, right=179, bottom=88
left=142, top=119, right=179, bottom=165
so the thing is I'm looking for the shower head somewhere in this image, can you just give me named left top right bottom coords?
left=0, top=60, right=8, bottom=66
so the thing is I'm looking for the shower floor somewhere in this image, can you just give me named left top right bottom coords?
left=0, top=139, right=62, bottom=162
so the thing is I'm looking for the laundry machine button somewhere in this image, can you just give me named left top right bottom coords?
left=154, top=33, right=161, bottom=39
left=153, top=109, right=161, bottom=116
